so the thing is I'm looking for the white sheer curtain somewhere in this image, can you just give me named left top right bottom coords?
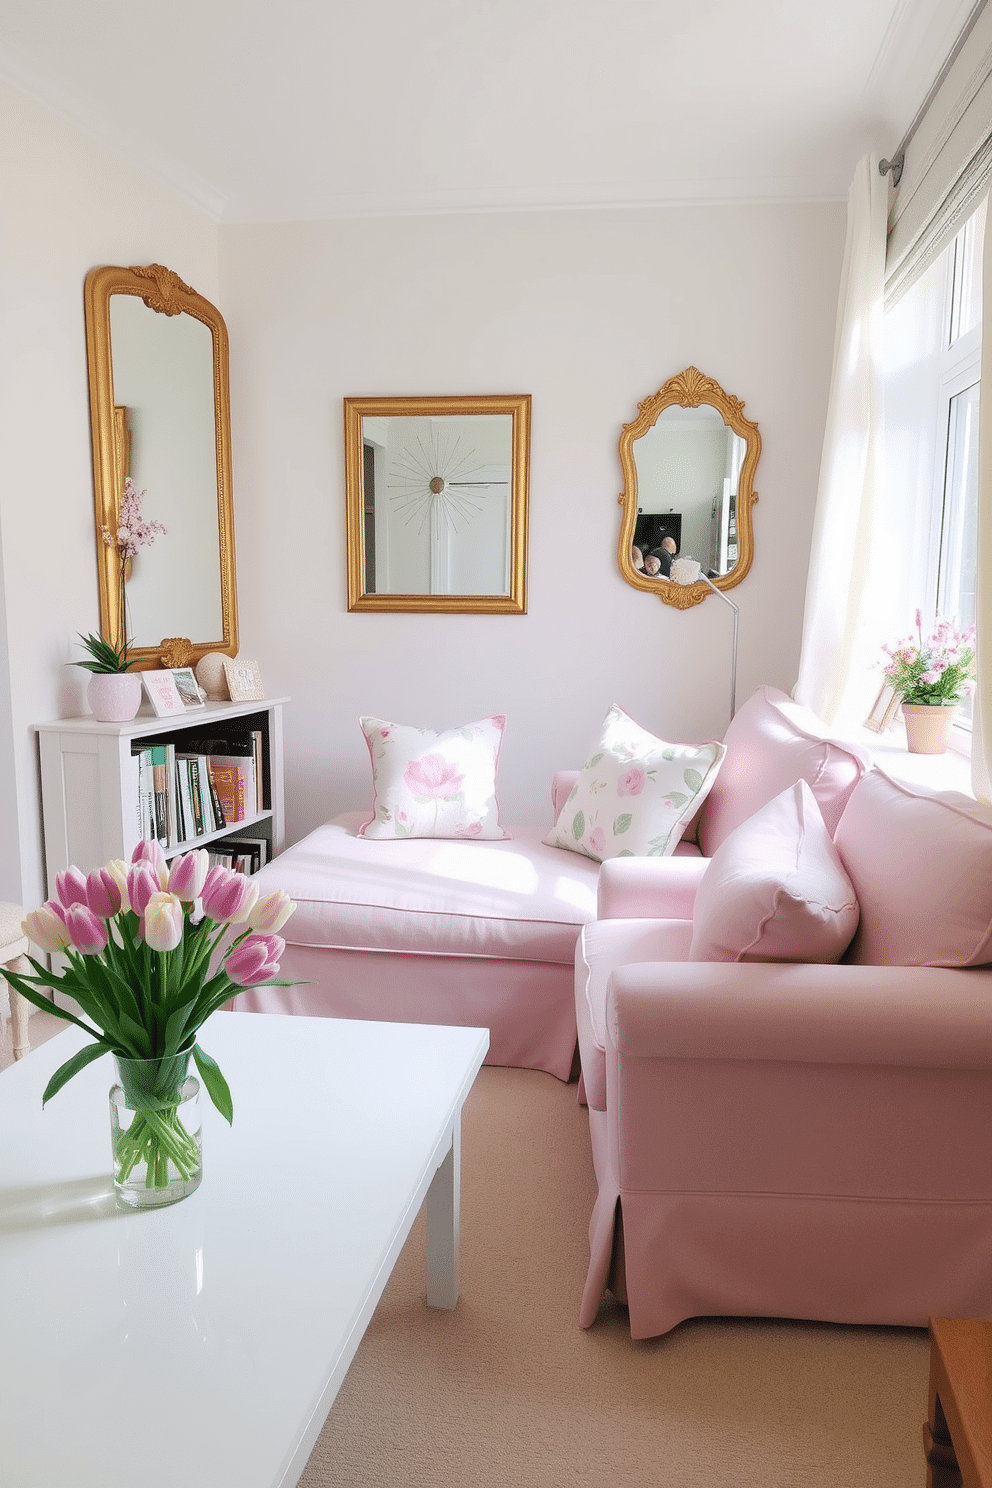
left=972, top=203, right=992, bottom=801
left=793, top=154, right=889, bottom=725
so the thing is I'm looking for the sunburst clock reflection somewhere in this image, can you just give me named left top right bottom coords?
left=388, top=426, right=508, bottom=535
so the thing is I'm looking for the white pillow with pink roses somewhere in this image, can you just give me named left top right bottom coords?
left=358, top=713, right=508, bottom=840
left=544, top=704, right=726, bottom=862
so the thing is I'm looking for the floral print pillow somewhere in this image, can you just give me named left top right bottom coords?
left=358, top=714, right=508, bottom=840
left=544, top=704, right=726, bottom=862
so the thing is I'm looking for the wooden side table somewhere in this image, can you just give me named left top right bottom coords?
left=924, top=1316, right=992, bottom=1488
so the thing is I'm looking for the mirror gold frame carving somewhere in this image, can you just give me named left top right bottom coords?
left=84, top=262, right=239, bottom=668
left=617, top=367, right=760, bottom=610
left=344, top=393, right=530, bottom=613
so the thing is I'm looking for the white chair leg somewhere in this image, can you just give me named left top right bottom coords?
left=5, top=956, right=32, bottom=1060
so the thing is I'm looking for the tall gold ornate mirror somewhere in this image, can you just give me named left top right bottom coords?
left=84, top=263, right=238, bottom=669
left=344, top=393, right=530, bottom=614
left=617, top=367, right=760, bottom=609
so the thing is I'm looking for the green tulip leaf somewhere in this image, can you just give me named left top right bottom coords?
left=42, top=1041, right=112, bottom=1106
left=193, top=1042, right=234, bottom=1125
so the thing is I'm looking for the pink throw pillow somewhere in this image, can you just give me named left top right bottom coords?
left=835, top=769, right=992, bottom=967
left=689, top=780, right=859, bottom=963
left=358, top=714, right=507, bottom=840
left=699, top=685, right=870, bottom=857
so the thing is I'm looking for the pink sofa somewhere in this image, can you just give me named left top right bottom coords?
left=576, top=696, right=992, bottom=1338
left=234, top=775, right=599, bottom=1080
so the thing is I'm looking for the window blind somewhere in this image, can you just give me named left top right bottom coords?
left=885, top=0, right=992, bottom=305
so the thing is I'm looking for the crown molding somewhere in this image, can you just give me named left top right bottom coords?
left=219, top=173, right=846, bottom=226
left=0, top=34, right=227, bottom=221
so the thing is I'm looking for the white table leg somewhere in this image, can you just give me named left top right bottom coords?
left=424, top=1117, right=461, bottom=1310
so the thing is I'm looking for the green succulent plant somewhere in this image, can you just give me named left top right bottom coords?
left=76, top=631, right=133, bottom=674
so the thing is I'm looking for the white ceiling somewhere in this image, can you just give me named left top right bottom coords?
left=0, top=0, right=979, bottom=222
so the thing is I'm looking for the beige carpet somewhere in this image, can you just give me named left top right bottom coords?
left=299, top=1063, right=930, bottom=1487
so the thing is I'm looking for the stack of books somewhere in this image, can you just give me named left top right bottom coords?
left=132, top=727, right=266, bottom=856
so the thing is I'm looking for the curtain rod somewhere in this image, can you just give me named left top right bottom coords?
left=880, top=0, right=989, bottom=185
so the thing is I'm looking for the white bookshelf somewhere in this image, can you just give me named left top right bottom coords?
left=36, top=696, right=288, bottom=894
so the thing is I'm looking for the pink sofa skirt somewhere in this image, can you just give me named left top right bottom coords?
left=583, top=1092, right=992, bottom=1336
left=237, top=941, right=581, bottom=1079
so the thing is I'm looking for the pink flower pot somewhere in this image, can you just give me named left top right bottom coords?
left=86, top=673, right=142, bottom=723
left=902, top=703, right=958, bottom=755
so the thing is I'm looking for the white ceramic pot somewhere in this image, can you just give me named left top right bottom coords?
left=902, top=703, right=958, bottom=755
left=86, top=672, right=142, bottom=723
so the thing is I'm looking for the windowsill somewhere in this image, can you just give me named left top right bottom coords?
left=849, top=721, right=974, bottom=797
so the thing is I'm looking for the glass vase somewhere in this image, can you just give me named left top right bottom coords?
left=110, top=1049, right=202, bottom=1209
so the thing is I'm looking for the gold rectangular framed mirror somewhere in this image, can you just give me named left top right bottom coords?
left=344, top=393, right=530, bottom=614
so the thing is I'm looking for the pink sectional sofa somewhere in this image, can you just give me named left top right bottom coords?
left=575, top=688, right=992, bottom=1338
left=235, top=776, right=599, bottom=1079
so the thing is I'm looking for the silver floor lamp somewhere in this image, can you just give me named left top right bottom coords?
left=671, top=558, right=739, bottom=721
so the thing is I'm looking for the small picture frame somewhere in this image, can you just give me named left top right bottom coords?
left=223, top=658, right=265, bottom=702
left=864, top=683, right=902, bottom=733
left=170, top=666, right=205, bottom=710
left=142, top=670, right=186, bottom=718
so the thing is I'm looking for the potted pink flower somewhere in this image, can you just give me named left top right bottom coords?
left=880, top=611, right=976, bottom=754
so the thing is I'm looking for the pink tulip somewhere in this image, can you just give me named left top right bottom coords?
left=201, top=866, right=259, bottom=925
left=23, top=903, right=70, bottom=954
left=168, top=849, right=209, bottom=902
left=247, top=889, right=296, bottom=935
left=86, top=867, right=122, bottom=920
left=65, top=902, right=108, bottom=955
left=128, top=862, right=161, bottom=918
left=55, top=866, right=89, bottom=909
left=131, top=839, right=168, bottom=887
left=142, top=892, right=185, bottom=952
left=225, top=933, right=285, bottom=987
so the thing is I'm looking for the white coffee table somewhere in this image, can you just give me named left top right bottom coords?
left=0, top=1010, right=488, bottom=1488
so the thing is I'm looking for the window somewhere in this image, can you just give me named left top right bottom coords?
left=882, top=198, right=984, bottom=735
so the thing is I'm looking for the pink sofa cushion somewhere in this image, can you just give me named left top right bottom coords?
left=836, top=769, right=992, bottom=967
left=699, top=685, right=869, bottom=857
left=255, top=813, right=600, bottom=965
left=689, top=781, right=859, bottom=963
left=577, top=917, right=694, bottom=1110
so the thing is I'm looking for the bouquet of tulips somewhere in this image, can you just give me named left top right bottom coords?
left=3, top=841, right=295, bottom=1122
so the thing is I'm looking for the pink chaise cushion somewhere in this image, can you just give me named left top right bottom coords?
left=689, top=781, right=859, bottom=964
left=699, top=685, right=870, bottom=856
left=836, top=769, right=992, bottom=967
left=267, top=813, right=600, bottom=965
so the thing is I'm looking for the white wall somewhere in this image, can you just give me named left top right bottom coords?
left=220, top=203, right=845, bottom=846
left=0, top=81, right=846, bottom=899
left=0, top=81, right=218, bottom=905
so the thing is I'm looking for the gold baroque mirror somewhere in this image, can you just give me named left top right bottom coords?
left=84, top=263, right=238, bottom=669
left=617, top=367, right=760, bottom=609
left=344, top=394, right=530, bottom=613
